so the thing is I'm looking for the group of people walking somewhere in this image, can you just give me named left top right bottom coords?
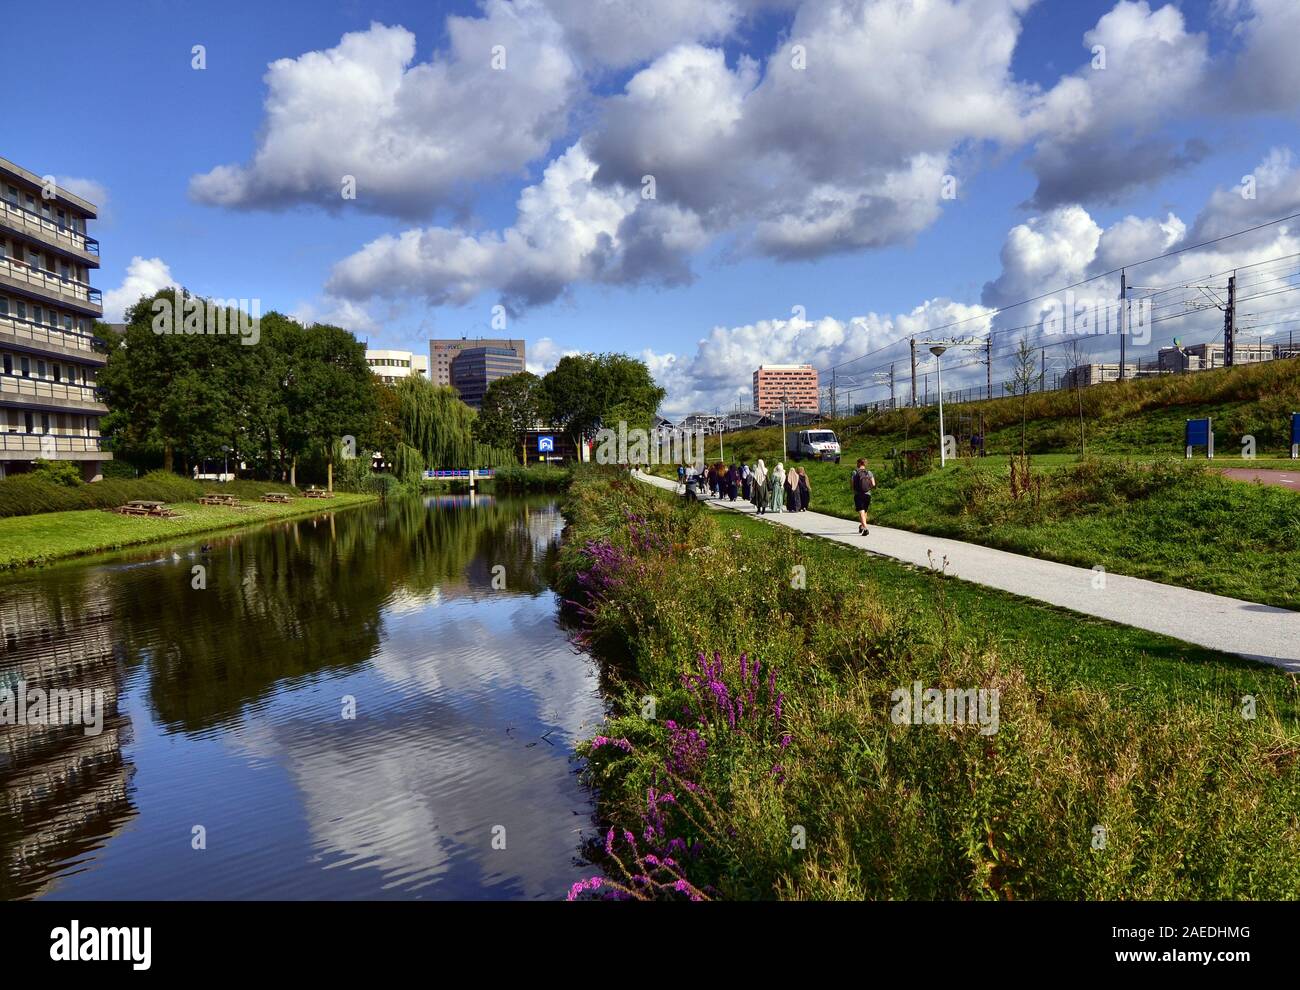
left=682, top=460, right=811, bottom=513
left=681, top=456, right=877, bottom=537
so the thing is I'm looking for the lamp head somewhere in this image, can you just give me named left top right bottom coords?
left=929, top=345, right=948, bottom=357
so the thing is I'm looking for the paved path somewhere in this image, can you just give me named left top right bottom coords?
left=1220, top=467, right=1300, bottom=491
left=634, top=471, right=1300, bottom=671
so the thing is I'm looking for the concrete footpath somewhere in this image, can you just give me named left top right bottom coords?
left=634, top=471, right=1300, bottom=671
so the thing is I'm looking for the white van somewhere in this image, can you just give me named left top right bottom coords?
left=787, top=429, right=841, bottom=463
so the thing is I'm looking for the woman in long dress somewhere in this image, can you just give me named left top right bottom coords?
left=785, top=466, right=799, bottom=512
left=798, top=467, right=811, bottom=511
left=751, top=459, right=768, bottom=514
left=769, top=462, right=785, bottom=513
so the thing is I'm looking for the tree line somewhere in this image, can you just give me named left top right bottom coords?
left=97, top=290, right=666, bottom=484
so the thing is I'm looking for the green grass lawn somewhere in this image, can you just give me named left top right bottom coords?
left=0, top=493, right=376, bottom=570
left=560, top=470, right=1300, bottom=899
left=657, top=404, right=1300, bottom=608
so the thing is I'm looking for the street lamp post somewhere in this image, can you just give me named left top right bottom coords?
left=221, top=444, right=231, bottom=482
left=781, top=394, right=788, bottom=464
left=930, top=345, right=949, bottom=467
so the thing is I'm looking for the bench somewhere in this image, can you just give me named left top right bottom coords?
left=113, top=500, right=178, bottom=518
left=303, top=488, right=334, bottom=499
left=260, top=492, right=292, bottom=503
left=198, top=493, right=241, bottom=506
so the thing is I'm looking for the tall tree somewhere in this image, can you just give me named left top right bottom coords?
left=542, top=353, right=665, bottom=451
left=475, top=371, right=548, bottom=462
left=395, top=376, right=478, bottom=471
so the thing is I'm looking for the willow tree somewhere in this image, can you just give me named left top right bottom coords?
left=394, top=376, right=477, bottom=472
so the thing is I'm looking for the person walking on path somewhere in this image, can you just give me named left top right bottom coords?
left=727, top=464, right=741, bottom=501
left=797, top=466, right=811, bottom=511
left=785, top=466, right=800, bottom=512
left=741, top=462, right=752, bottom=502
left=751, top=459, right=768, bottom=514
left=851, top=457, right=877, bottom=535
left=770, top=462, right=786, bottom=513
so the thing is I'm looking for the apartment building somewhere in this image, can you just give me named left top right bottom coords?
left=753, top=364, right=819, bottom=415
left=0, top=157, right=109, bottom=481
left=449, top=343, right=525, bottom=409
left=429, top=337, right=525, bottom=387
left=365, top=348, right=428, bottom=385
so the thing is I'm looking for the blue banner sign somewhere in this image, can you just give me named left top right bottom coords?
left=423, top=469, right=496, bottom=479
left=1292, top=412, right=1300, bottom=446
left=1185, top=418, right=1211, bottom=447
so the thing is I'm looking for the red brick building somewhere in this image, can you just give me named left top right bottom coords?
left=753, top=364, right=819, bottom=415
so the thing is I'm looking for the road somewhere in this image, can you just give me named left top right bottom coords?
left=1220, top=467, right=1300, bottom=490
left=634, top=471, right=1300, bottom=671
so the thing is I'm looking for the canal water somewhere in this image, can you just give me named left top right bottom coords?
left=0, top=494, right=605, bottom=900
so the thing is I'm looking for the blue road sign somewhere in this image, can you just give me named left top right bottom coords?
left=1185, top=418, right=1210, bottom=447
left=1291, top=412, right=1300, bottom=446
left=538, top=435, right=555, bottom=453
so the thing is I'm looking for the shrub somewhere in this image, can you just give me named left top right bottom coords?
left=30, top=459, right=83, bottom=488
left=492, top=463, right=572, bottom=491
left=360, top=472, right=400, bottom=498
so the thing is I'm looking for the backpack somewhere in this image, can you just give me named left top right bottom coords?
left=852, top=468, right=876, bottom=493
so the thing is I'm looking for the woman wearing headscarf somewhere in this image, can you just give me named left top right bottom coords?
left=769, top=462, right=785, bottom=513
left=785, top=465, right=800, bottom=512
left=727, top=464, right=741, bottom=501
left=798, top=466, right=811, bottom=511
left=751, top=458, right=768, bottom=514
left=741, top=462, right=751, bottom=502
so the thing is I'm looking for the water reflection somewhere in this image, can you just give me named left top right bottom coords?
left=0, top=495, right=603, bottom=900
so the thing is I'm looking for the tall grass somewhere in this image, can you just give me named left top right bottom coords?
left=559, top=469, right=1300, bottom=899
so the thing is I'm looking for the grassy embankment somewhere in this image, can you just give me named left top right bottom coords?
left=664, top=358, right=1300, bottom=608
left=0, top=471, right=375, bottom=569
left=558, top=469, right=1300, bottom=900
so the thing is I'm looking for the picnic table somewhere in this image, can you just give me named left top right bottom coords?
left=303, top=487, right=334, bottom=499
left=260, top=492, right=292, bottom=503
left=198, top=492, right=241, bottom=506
left=113, top=500, right=178, bottom=517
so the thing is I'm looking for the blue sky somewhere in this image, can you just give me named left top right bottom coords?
left=7, top=0, right=1300, bottom=414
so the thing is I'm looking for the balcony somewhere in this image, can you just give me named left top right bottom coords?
left=0, top=312, right=105, bottom=363
left=0, top=257, right=101, bottom=316
left=0, top=199, right=99, bottom=264
left=0, top=433, right=106, bottom=455
left=0, top=373, right=107, bottom=414
left=0, top=432, right=110, bottom=463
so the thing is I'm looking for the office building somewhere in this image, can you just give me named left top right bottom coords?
left=429, top=337, right=525, bottom=387
left=449, top=343, right=525, bottom=409
left=1157, top=341, right=1276, bottom=373
left=753, top=364, right=819, bottom=415
left=1060, top=363, right=1140, bottom=389
left=365, top=349, right=428, bottom=385
left=0, top=157, right=110, bottom=481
